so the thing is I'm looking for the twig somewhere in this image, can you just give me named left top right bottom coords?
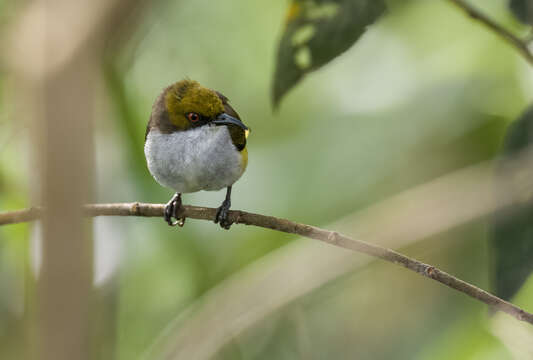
left=1, top=202, right=532, bottom=326
left=447, top=0, right=533, bottom=65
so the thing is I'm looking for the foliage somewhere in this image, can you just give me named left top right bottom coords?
left=491, top=105, right=533, bottom=301
left=509, top=0, right=533, bottom=25
left=272, top=0, right=386, bottom=107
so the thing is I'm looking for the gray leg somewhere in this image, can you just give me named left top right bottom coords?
left=215, top=186, right=233, bottom=230
left=164, top=193, right=186, bottom=227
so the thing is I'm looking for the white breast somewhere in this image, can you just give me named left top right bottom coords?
left=144, top=125, right=245, bottom=193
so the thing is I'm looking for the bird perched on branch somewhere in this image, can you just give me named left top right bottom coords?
left=144, top=79, right=249, bottom=229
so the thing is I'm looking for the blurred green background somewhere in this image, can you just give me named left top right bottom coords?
left=1, top=0, right=533, bottom=359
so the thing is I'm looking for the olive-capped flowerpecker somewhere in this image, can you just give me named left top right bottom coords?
left=144, top=79, right=249, bottom=229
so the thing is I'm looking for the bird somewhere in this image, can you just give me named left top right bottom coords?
left=144, top=79, right=249, bottom=229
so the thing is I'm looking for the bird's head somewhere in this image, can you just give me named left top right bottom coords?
left=163, top=79, right=248, bottom=133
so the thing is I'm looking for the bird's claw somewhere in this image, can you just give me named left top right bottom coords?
left=214, top=199, right=232, bottom=230
left=164, top=193, right=186, bottom=227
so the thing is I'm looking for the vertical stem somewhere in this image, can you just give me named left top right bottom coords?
left=7, top=0, right=149, bottom=358
left=27, top=5, right=96, bottom=359
left=36, top=53, right=94, bottom=360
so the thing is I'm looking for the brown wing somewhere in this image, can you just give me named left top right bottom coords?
left=215, top=91, right=247, bottom=151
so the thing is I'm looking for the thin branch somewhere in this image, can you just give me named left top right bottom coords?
left=146, top=161, right=499, bottom=359
left=447, top=0, right=533, bottom=65
left=1, top=202, right=532, bottom=326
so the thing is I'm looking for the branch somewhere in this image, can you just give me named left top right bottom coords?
left=447, top=0, right=533, bottom=65
left=1, top=202, right=532, bottom=326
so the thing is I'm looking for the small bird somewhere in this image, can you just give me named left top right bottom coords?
left=144, top=79, right=249, bottom=229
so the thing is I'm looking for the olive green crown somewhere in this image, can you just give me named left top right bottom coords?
left=165, top=80, right=224, bottom=129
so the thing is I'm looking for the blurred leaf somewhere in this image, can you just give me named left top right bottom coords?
left=415, top=315, right=511, bottom=360
left=272, top=0, right=386, bottom=107
left=91, top=280, right=120, bottom=360
left=490, top=104, right=533, bottom=301
left=103, top=61, right=146, bottom=175
left=509, top=0, right=533, bottom=25
left=102, top=60, right=165, bottom=199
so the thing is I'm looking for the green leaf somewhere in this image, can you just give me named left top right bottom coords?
left=272, top=0, right=386, bottom=108
left=509, top=0, right=533, bottom=25
left=490, top=104, right=533, bottom=301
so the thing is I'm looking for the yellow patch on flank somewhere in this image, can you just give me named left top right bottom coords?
left=240, top=147, right=248, bottom=172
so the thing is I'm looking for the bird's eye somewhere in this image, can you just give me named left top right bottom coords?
left=187, top=112, right=200, bottom=122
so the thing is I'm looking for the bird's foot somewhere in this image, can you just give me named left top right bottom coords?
left=164, top=193, right=186, bottom=227
left=214, top=198, right=232, bottom=230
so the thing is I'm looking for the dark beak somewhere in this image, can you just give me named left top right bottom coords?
left=213, top=113, right=249, bottom=131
